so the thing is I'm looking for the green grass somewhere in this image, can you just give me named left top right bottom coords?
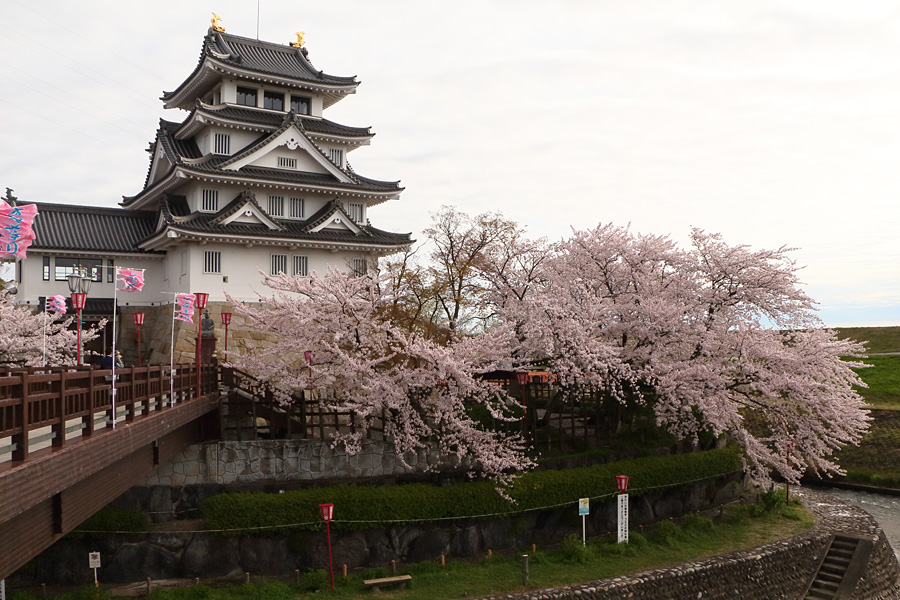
left=14, top=493, right=812, bottom=600
left=834, top=409, right=900, bottom=488
left=852, top=354, right=900, bottom=409
left=836, top=326, right=900, bottom=354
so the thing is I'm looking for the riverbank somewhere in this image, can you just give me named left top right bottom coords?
left=9, top=488, right=899, bottom=600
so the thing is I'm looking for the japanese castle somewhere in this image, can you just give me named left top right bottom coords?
left=14, top=20, right=412, bottom=364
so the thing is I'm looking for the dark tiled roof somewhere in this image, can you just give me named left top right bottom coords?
left=162, top=30, right=358, bottom=103
left=189, top=104, right=373, bottom=138
left=203, top=165, right=401, bottom=192
left=24, top=203, right=160, bottom=253
left=211, top=31, right=357, bottom=85
left=158, top=197, right=410, bottom=247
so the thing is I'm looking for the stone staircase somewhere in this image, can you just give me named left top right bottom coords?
left=802, top=533, right=873, bottom=599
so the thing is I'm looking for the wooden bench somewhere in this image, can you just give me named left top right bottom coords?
left=363, top=574, right=412, bottom=592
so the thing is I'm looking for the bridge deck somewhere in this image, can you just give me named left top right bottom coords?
left=0, top=364, right=220, bottom=581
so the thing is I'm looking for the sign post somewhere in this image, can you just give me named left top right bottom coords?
left=616, top=475, right=629, bottom=544
left=89, top=551, right=101, bottom=587
left=578, top=497, right=590, bottom=546
left=1, top=578, right=6, bottom=600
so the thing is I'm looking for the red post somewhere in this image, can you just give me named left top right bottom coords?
left=133, top=312, right=145, bottom=366
left=516, top=372, right=529, bottom=443
left=319, top=503, right=335, bottom=590
left=221, top=312, right=232, bottom=362
left=194, top=293, right=209, bottom=394
left=785, top=441, right=795, bottom=504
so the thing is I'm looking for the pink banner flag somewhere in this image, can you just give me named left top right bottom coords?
left=0, top=202, right=38, bottom=259
left=117, top=268, right=145, bottom=292
left=46, top=295, right=67, bottom=314
left=175, top=293, right=195, bottom=323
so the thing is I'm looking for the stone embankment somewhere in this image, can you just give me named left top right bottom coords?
left=475, top=488, right=900, bottom=600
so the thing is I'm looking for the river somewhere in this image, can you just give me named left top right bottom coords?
left=810, top=486, right=900, bottom=558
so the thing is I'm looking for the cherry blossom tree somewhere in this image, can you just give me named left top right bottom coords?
left=515, top=223, right=869, bottom=485
left=0, top=291, right=104, bottom=366
left=227, top=269, right=531, bottom=483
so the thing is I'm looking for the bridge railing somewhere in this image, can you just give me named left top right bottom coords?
left=0, top=363, right=218, bottom=463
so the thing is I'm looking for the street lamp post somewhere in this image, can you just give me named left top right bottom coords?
left=318, top=503, right=335, bottom=590
left=66, top=270, right=93, bottom=365
left=193, top=293, right=209, bottom=394
left=221, top=312, right=232, bottom=362
left=132, top=312, right=145, bottom=365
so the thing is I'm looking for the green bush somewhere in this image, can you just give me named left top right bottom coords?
left=648, top=519, right=680, bottom=546
left=682, top=513, right=714, bottom=535
left=560, top=533, right=593, bottom=563
left=69, top=507, right=149, bottom=537
left=202, top=448, right=743, bottom=534
left=300, top=569, right=329, bottom=592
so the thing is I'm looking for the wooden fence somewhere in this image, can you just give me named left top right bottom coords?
left=0, top=363, right=218, bottom=463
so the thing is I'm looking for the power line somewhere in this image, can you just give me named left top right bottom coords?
left=8, top=0, right=170, bottom=85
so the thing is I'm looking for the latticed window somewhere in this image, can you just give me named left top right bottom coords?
left=271, top=253, right=288, bottom=275
left=204, top=251, right=221, bottom=274
left=351, top=257, right=367, bottom=276
left=348, top=202, right=364, bottom=224
left=268, top=195, right=284, bottom=217
left=213, top=133, right=230, bottom=155
left=264, top=91, right=284, bottom=111
left=236, top=86, right=257, bottom=106
left=290, top=95, right=310, bottom=115
left=289, top=197, right=305, bottom=219
left=277, top=157, right=297, bottom=169
left=293, top=255, right=309, bottom=277
left=201, top=189, right=219, bottom=212
left=329, top=148, right=343, bottom=167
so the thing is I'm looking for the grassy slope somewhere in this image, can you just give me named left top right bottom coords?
left=833, top=327, right=900, bottom=486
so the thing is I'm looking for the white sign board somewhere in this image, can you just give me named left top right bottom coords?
left=89, top=552, right=101, bottom=569
left=617, top=494, right=629, bottom=543
left=578, top=498, right=589, bottom=516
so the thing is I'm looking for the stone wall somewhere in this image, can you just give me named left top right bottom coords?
left=142, top=440, right=438, bottom=487
left=12, top=472, right=746, bottom=585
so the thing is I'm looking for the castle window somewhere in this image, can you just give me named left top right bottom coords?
left=271, top=253, right=288, bottom=275
left=348, top=202, right=364, bottom=224
left=289, top=197, right=305, bottom=219
left=204, top=251, right=221, bottom=274
left=201, top=189, right=219, bottom=212
left=264, top=91, right=284, bottom=111
left=107, top=259, right=114, bottom=283
left=351, top=258, right=367, bottom=277
left=290, top=95, right=310, bottom=115
left=329, top=148, right=343, bottom=167
left=43, top=256, right=50, bottom=281
left=277, top=157, right=297, bottom=169
left=292, top=255, right=309, bottom=277
left=268, top=195, right=284, bottom=217
left=236, top=86, right=257, bottom=107
left=54, top=257, right=102, bottom=282
left=213, top=133, right=231, bottom=155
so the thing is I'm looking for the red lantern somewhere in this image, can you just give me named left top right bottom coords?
left=132, top=312, right=145, bottom=326
left=194, top=292, right=209, bottom=309
left=220, top=312, right=232, bottom=325
left=616, top=475, right=629, bottom=494
left=318, top=503, right=334, bottom=522
left=71, top=292, right=87, bottom=310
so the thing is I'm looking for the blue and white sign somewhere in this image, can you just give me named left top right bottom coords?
left=578, top=498, right=590, bottom=516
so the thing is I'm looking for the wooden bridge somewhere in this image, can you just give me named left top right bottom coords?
left=0, top=364, right=221, bottom=581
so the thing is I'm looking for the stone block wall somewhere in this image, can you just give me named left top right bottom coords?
left=142, top=439, right=435, bottom=487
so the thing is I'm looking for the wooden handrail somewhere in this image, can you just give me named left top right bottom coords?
left=0, top=363, right=218, bottom=463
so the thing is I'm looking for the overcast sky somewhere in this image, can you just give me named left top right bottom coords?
left=2, top=0, right=899, bottom=327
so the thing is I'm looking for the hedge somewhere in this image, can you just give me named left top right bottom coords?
left=201, top=447, right=743, bottom=534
